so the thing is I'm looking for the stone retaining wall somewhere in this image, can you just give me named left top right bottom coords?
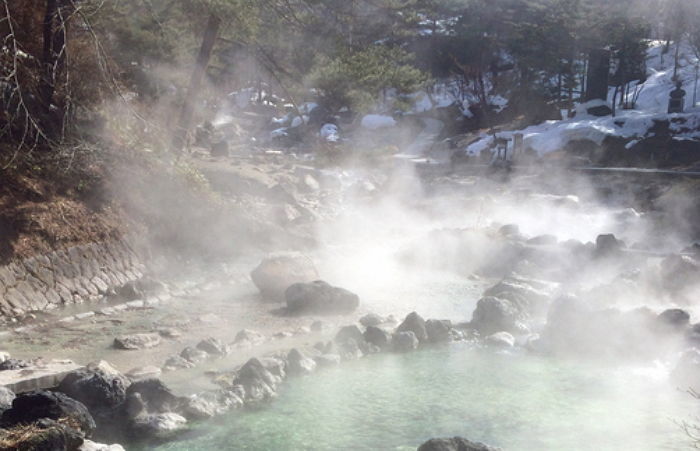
left=0, top=240, right=145, bottom=318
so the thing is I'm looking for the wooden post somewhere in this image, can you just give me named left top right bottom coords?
left=172, top=13, right=221, bottom=154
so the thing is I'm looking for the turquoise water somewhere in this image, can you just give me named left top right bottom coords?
left=147, top=344, right=696, bottom=451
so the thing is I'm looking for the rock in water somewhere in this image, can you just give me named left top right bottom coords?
left=196, top=337, right=230, bottom=356
left=251, top=254, right=319, bottom=301
left=286, top=349, right=317, bottom=376
left=485, top=331, right=515, bottom=348
left=392, top=331, right=419, bottom=352
left=425, top=319, right=452, bottom=343
left=418, top=436, right=501, bottom=451
left=80, top=440, right=126, bottom=451
left=285, top=281, right=359, bottom=315
left=126, top=379, right=180, bottom=413
left=1, top=390, right=96, bottom=436
left=335, top=325, right=365, bottom=345
left=470, top=297, right=520, bottom=335
left=130, top=412, right=186, bottom=438
left=113, top=333, right=161, bottom=350
left=364, top=326, right=391, bottom=350
left=234, top=358, right=281, bottom=403
left=58, top=361, right=130, bottom=410
left=595, top=234, right=624, bottom=257
left=397, top=312, right=428, bottom=342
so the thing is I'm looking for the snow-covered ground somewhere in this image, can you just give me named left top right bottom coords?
left=463, top=41, right=700, bottom=159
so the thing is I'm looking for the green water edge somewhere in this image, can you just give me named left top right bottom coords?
left=134, top=342, right=697, bottom=451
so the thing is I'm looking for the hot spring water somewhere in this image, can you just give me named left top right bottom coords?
left=143, top=344, right=695, bottom=451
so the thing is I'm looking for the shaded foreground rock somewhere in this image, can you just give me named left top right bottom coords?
left=251, top=254, right=319, bottom=301
left=1, top=390, right=96, bottom=436
left=58, top=361, right=130, bottom=411
left=418, top=436, right=501, bottom=451
left=0, top=418, right=85, bottom=450
left=285, top=280, right=359, bottom=315
left=392, top=331, right=419, bottom=352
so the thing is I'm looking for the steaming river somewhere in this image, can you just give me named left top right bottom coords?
left=141, top=344, right=694, bottom=451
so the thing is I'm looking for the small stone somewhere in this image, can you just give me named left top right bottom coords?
left=126, top=366, right=162, bottom=381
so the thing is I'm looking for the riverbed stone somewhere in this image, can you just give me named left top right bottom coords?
left=471, top=297, right=520, bottom=335
left=418, top=436, right=501, bottom=451
left=113, top=333, right=161, bottom=350
left=0, top=386, right=15, bottom=410
left=392, top=331, right=419, bottom=352
left=287, top=349, right=317, bottom=376
left=180, top=347, right=209, bottom=364
left=234, top=358, right=280, bottom=403
left=130, top=412, right=186, bottom=438
left=163, top=356, right=195, bottom=373
left=251, top=253, right=319, bottom=301
left=196, top=337, right=230, bottom=356
left=397, top=312, right=428, bottom=342
left=285, top=280, right=359, bottom=315
left=80, top=440, right=126, bottom=451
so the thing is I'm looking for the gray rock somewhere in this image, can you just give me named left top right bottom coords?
left=359, top=313, right=385, bottom=327
left=163, top=355, right=195, bottom=371
left=310, top=320, right=325, bottom=332
left=126, top=366, right=162, bottom=381
left=113, top=333, right=161, bottom=350
left=470, top=297, right=520, bottom=335
left=392, top=331, right=419, bottom=352
left=0, top=386, right=15, bottom=410
left=287, top=349, right=317, bottom=376
left=285, top=281, right=359, bottom=315
left=314, top=354, right=341, bottom=367
left=130, top=412, right=186, bottom=438
left=251, top=254, right=319, bottom=301
left=126, top=379, right=180, bottom=413
left=233, top=329, right=265, bottom=346
left=180, top=347, right=209, bottom=364
left=337, top=338, right=364, bottom=360
left=425, top=319, right=452, bottom=343
left=485, top=331, right=515, bottom=348
left=234, top=358, right=280, bottom=403
left=57, top=361, right=130, bottom=410
left=80, top=440, right=126, bottom=451
left=196, top=337, right=230, bottom=356
left=397, top=312, right=428, bottom=342
left=595, top=234, right=624, bottom=257
left=335, top=325, right=364, bottom=345
left=363, top=326, right=391, bottom=349
left=418, top=436, right=501, bottom=451
left=657, top=309, right=691, bottom=331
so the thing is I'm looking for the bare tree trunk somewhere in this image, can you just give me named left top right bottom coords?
left=40, top=0, right=58, bottom=114
left=172, top=13, right=221, bottom=154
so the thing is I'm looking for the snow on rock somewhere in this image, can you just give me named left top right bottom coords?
left=361, top=114, right=397, bottom=130
left=320, top=124, right=340, bottom=142
left=290, top=115, right=309, bottom=128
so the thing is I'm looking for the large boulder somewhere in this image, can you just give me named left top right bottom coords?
left=397, top=312, right=428, bottom=343
left=595, top=234, right=625, bottom=257
left=285, top=281, right=359, bottom=315
left=470, top=297, right=521, bottom=335
left=418, top=436, right=501, bottom=451
left=1, top=391, right=96, bottom=437
left=58, top=361, right=130, bottom=411
left=251, top=254, right=319, bottom=301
